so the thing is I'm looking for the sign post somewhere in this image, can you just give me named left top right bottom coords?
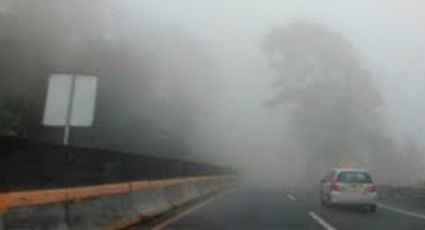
left=43, top=74, right=98, bottom=146
left=63, top=75, right=76, bottom=146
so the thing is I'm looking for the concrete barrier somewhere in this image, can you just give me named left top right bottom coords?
left=3, top=203, right=67, bottom=230
left=0, top=176, right=234, bottom=230
left=67, top=192, right=133, bottom=229
left=0, top=137, right=236, bottom=229
left=163, top=184, right=184, bottom=208
left=195, top=181, right=206, bottom=195
left=130, top=188, right=165, bottom=219
left=194, top=180, right=213, bottom=196
left=186, top=182, right=201, bottom=199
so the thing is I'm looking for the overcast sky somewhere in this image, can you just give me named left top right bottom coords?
left=103, top=0, right=425, bottom=180
left=110, top=0, right=425, bottom=140
left=1, top=0, right=424, bottom=184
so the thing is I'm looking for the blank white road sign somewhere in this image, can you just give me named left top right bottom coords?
left=70, top=75, right=97, bottom=126
left=43, top=74, right=98, bottom=127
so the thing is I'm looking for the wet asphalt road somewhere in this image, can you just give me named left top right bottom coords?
left=162, top=186, right=425, bottom=230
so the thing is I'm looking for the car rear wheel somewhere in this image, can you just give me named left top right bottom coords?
left=369, top=204, right=377, bottom=213
left=326, top=195, right=334, bottom=208
left=320, top=197, right=326, bottom=206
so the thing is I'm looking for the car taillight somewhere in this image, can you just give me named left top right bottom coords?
left=369, top=182, right=377, bottom=193
left=330, top=180, right=340, bottom=191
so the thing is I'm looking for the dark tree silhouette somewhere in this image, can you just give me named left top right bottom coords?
left=263, top=21, right=395, bottom=180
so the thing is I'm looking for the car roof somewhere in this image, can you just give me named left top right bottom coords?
left=331, top=168, right=370, bottom=173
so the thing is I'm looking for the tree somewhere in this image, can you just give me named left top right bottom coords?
left=263, top=21, right=394, bottom=179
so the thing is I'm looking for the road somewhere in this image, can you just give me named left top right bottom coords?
left=155, top=186, right=425, bottom=230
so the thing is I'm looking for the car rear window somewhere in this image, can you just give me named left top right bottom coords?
left=337, top=172, right=372, bottom=183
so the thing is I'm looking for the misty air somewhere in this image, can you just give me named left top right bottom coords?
left=1, top=0, right=425, bottom=229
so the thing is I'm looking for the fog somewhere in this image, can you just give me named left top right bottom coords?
left=1, top=0, right=425, bottom=186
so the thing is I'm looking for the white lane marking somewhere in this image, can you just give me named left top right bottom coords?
left=287, top=194, right=296, bottom=201
left=151, top=196, right=216, bottom=230
left=309, top=211, right=337, bottom=230
left=151, top=187, right=237, bottom=229
left=378, top=203, right=425, bottom=220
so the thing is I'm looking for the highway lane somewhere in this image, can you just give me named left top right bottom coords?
left=162, top=186, right=317, bottom=230
left=155, top=185, right=425, bottom=230
left=314, top=201, right=425, bottom=229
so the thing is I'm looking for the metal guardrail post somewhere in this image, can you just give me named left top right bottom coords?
left=0, top=213, right=4, bottom=230
left=379, top=185, right=425, bottom=199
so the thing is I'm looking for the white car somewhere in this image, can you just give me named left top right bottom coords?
left=320, top=168, right=377, bottom=212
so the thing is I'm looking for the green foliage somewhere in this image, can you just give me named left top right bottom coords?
left=0, top=106, right=21, bottom=136
left=263, top=21, right=393, bottom=169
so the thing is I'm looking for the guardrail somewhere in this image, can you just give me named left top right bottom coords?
left=0, top=136, right=237, bottom=229
left=378, top=185, right=425, bottom=198
left=378, top=185, right=425, bottom=210
left=0, top=175, right=236, bottom=230
left=0, top=136, right=235, bottom=192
